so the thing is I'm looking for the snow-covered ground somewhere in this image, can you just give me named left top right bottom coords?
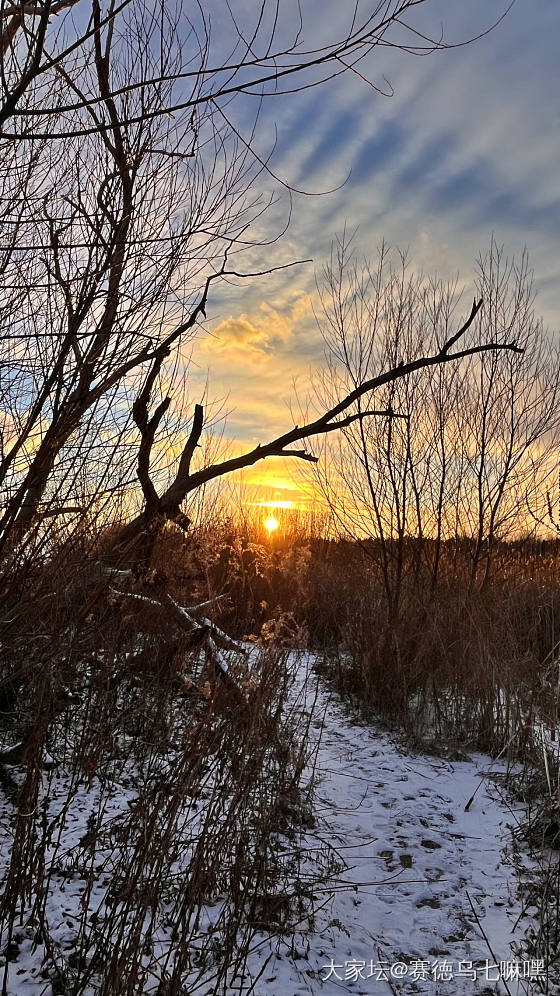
left=0, top=652, right=542, bottom=995
left=237, top=655, right=540, bottom=996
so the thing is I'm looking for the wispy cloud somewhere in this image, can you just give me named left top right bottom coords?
left=190, top=0, right=560, bottom=495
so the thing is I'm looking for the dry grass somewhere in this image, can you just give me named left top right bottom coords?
left=0, top=524, right=322, bottom=995
left=193, top=521, right=560, bottom=755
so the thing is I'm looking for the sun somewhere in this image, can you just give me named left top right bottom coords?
left=264, top=515, right=279, bottom=533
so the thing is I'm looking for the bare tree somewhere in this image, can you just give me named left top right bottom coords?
left=460, top=243, right=560, bottom=586
left=0, top=0, right=262, bottom=550
left=310, top=240, right=560, bottom=604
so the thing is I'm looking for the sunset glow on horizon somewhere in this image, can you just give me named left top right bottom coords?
left=251, top=500, right=296, bottom=510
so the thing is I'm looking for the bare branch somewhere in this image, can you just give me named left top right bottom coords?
left=176, top=404, right=204, bottom=482
left=440, top=297, right=482, bottom=354
left=172, top=333, right=522, bottom=498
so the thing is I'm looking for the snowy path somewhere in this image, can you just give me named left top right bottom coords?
left=0, top=653, right=537, bottom=996
left=243, top=656, right=536, bottom=996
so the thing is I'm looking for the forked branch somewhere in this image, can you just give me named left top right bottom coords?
left=114, top=296, right=522, bottom=551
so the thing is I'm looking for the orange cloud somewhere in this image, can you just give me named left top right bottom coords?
left=209, top=315, right=269, bottom=352
left=204, top=302, right=294, bottom=360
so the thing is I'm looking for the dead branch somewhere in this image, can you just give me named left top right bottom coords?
left=111, top=295, right=522, bottom=551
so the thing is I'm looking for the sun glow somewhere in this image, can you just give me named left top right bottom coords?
left=254, top=500, right=295, bottom=510
left=264, top=515, right=279, bottom=533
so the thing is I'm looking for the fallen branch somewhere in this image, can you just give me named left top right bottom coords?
left=108, top=584, right=248, bottom=706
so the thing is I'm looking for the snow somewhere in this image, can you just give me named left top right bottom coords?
left=0, top=652, right=541, bottom=995
left=226, top=655, right=539, bottom=995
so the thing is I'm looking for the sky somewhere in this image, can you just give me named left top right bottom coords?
left=186, top=0, right=560, bottom=508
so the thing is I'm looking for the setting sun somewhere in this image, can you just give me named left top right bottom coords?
left=264, top=515, right=279, bottom=533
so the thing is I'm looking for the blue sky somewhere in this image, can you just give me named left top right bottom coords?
left=187, top=0, right=560, bottom=499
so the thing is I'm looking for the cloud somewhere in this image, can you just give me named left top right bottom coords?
left=209, top=315, right=269, bottom=352
left=203, top=302, right=295, bottom=360
left=187, top=0, right=560, bottom=465
left=248, top=0, right=560, bottom=311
